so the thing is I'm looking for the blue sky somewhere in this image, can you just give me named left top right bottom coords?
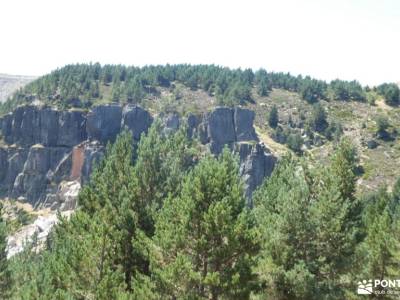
left=1, top=0, right=399, bottom=85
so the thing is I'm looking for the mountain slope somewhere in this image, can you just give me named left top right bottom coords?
left=0, top=74, right=36, bottom=103
left=1, top=63, right=399, bottom=193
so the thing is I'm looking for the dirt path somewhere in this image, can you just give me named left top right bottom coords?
left=375, top=99, right=392, bottom=111
left=254, top=125, right=288, bottom=156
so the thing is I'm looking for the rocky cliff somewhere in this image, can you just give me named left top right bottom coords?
left=0, top=104, right=275, bottom=209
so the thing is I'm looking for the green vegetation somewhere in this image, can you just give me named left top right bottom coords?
left=376, top=83, right=400, bottom=106
left=0, top=204, right=11, bottom=299
left=267, top=105, right=278, bottom=128
left=1, top=64, right=400, bottom=299
left=2, top=63, right=397, bottom=116
left=152, top=149, right=260, bottom=299
left=286, top=132, right=303, bottom=153
left=0, top=129, right=398, bottom=299
left=307, top=103, right=328, bottom=133
left=376, top=115, right=391, bottom=139
left=329, top=79, right=366, bottom=101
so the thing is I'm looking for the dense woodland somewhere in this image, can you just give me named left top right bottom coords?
left=0, top=122, right=398, bottom=299
left=1, top=64, right=399, bottom=115
left=0, top=64, right=399, bottom=299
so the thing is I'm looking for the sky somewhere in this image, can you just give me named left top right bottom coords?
left=1, top=0, right=399, bottom=86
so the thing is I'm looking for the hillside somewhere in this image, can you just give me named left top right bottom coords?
left=1, top=64, right=400, bottom=299
left=0, top=74, right=36, bottom=103
left=1, top=64, right=399, bottom=194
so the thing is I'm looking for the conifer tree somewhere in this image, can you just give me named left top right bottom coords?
left=254, top=144, right=360, bottom=299
left=134, top=121, right=198, bottom=232
left=357, top=188, right=400, bottom=295
left=268, top=105, right=279, bottom=128
left=0, top=203, right=11, bottom=299
left=257, top=77, right=270, bottom=96
left=152, top=149, right=260, bottom=299
left=79, top=130, right=151, bottom=290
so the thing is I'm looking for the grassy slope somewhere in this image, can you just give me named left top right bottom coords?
left=3, top=76, right=399, bottom=194
left=249, top=88, right=400, bottom=194
left=154, top=84, right=400, bottom=193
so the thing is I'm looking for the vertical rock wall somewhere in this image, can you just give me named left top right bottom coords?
left=0, top=104, right=275, bottom=208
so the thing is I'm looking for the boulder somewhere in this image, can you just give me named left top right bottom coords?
left=56, top=180, right=81, bottom=211
left=367, top=139, right=379, bottom=149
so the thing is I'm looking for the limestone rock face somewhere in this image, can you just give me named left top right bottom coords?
left=0, top=104, right=276, bottom=207
left=0, top=106, right=86, bottom=147
left=194, top=107, right=275, bottom=199
left=81, top=141, right=105, bottom=184
left=86, top=104, right=122, bottom=143
left=186, top=113, right=199, bottom=138
left=197, top=107, right=259, bottom=154
left=55, top=180, right=81, bottom=211
left=7, top=211, right=73, bottom=258
left=57, top=111, right=87, bottom=147
left=237, top=143, right=276, bottom=205
left=121, top=105, right=153, bottom=140
left=11, top=145, right=70, bottom=205
left=0, top=148, right=29, bottom=196
left=0, top=148, right=7, bottom=183
left=234, top=107, right=258, bottom=142
left=206, top=107, right=236, bottom=153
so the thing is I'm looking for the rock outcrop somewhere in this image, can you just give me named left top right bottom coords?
left=0, top=106, right=86, bottom=147
left=237, top=143, right=276, bottom=205
left=122, top=105, right=153, bottom=140
left=198, top=107, right=258, bottom=154
left=173, top=106, right=273, bottom=199
left=0, top=104, right=275, bottom=208
left=86, top=104, right=122, bottom=143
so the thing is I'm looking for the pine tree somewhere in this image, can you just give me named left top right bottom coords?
left=268, top=105, right=279, bottom=128
left=152, top=149, right=260, bottom=299
left=358, top=188, right=400, bottom=296
left=0, top=203, right=11, bottom=299
left=257, top=78, right=270, bottom=96
left=254, top=156, right=317, bottom=299
left=134, top=121, right=198, bottom=233
left=308, top=103, right=328, bottom=133
left=254, top=145, right=361, bottom=299
left=79, top=130, right=151, bottom=290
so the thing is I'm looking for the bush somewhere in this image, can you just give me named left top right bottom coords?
left=376, top=83, right=399, bottom=106
left=375, top=115, right=390, bottom=139
left=307, top=103, right=328, bottom=133
left=287, top=133, right=303, bottom=153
